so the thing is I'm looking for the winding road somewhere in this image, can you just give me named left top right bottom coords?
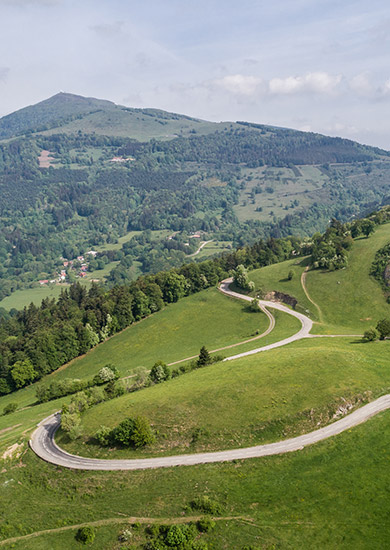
left=30, top=279, right=388, bottom=471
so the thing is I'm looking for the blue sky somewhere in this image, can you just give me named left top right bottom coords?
left=1, top=0, right=390, bottom=147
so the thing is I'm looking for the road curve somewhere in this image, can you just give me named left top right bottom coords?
left=219, top=278, right=313, bottom=361
left=30, top=279, right=377, bottom=472
left=30, top=395, right=390, bottom=470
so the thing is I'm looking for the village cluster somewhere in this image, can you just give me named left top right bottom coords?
left=39, top=250, right=98, bottom=286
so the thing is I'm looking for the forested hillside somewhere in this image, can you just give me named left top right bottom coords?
left=1, top=92, right=390, bottom=303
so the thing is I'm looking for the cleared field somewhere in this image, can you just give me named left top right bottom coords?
left=0, top=284, right=72, bottom=311
left=235, top=165, right=328, bottom=223
left=59, top=337, right=390, bottom=458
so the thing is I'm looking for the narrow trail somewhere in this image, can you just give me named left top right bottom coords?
left=29, top=278, right=382, bottom=472
left=188, top=240, right=213, bottom=257
left=0, top=515, right=247, bottom=546
left=301, top=267, right=324, bottom=323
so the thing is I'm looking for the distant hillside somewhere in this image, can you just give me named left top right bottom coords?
left=1, top=92, right=390, bottom=304
left=0, top=92, right=229, bottom=141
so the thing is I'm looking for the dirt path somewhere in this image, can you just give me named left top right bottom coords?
left=301, top=267, right=323, bottom=323
left=188, top=240, right=213, bottom=257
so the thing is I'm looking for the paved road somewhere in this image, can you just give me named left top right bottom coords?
left=30, top=395, right=390, bottom=470
left=219, top=278, right=313, bottom=361
left=30, top=279, right=376, bottom=471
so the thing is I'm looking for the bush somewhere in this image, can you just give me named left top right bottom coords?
left=3, top=402, right=17, bottom=415
left=93, top=364, right=119, bottom=384
left=197, top=346, right=211, bottom=367
left=111, top=418, right=135, bottom=446
left=197, top=518, right=216, bottom=533
left=287, top=269, right=294, bottom=280
left=131, top=415, right=155, bottom=448
left=61, top=411, right=82, bottom=440
left=118, top=528, right=132, bottom=542
left=75, top=525, right=95, bottom=544
left=190, top=495, right=222, bottom=515
left=95, top=425, right=111, bottom=446
left=149, top=361, right=170, bottom=384
left=111, top=416, right=154, bottom=448
left=376, top=318, right=390, bottom=340
left=363, top=328, right=378, bottom=342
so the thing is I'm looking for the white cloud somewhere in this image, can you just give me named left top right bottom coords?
left=269, top=72, right=342, bottom=95
left=211, top=74, right=263, bottom=96
left=349, top=72, right=373, bottom=96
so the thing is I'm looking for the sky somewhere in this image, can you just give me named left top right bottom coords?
left=1, top=0, right=390, bottom=148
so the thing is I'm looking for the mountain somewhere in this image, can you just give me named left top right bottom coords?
left=1, top=92, right=390, bottom=306
left=0, top=92, right=228, bottom=141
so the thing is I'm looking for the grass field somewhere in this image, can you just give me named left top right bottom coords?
left=0, top=284, right=73, bottom=311
left=304, top=224, right=390, bottom=333
left=93, top=229, right=171, bottom=253
left=59, top=337, right=390, bottom=458
left=235, top=165, right=329, bottom=223
left=1, top=409, right=390, bottom=548
left=249, top=222, right=390, bottom=333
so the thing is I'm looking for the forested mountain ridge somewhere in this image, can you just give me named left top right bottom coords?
left=1, top=92, right=390, bottom=305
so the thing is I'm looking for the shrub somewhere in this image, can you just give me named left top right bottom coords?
left=93, top=364, right=119, bottom=384
left=111, top=418, right=135, bottom=446
left=61, top=411, right=81, bottom=435
left=3, top=402, right=17, bottom=415
left=376, top=318, right=390, bottom=340
left=118, top=528, right=132, bottom=542
left=197, top=518, right=216, bottom=533
left=75, top=525, right=95, bottom=544
left=166, top=525, right=186, bottom=546
left=197, top=346, right=211, bottom=367
left=111, top=416, right=154, bottom=448
left=287, top=270, right=294, bottom=280
left=95, top=425, right=111, bottom=446
left=363, top=328, right=378, bottom=342
left=131, top=415, right=155, bottom=447
left=149, top=361, right=170, bottom=384
left=190, top=495, right=222, bottom=515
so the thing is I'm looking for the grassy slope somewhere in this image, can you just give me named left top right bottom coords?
left=60, top=337, right=390, bottom=458
left=0, top=288, right=304, bottom=452
left=305, top=224, right=390, bottom=333
left=249, top=222, right=390, bottom=333
left=2, top=411, right=390, bottom=548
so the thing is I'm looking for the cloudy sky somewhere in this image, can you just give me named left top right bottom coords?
left=1, top=0, right=390, bottom=148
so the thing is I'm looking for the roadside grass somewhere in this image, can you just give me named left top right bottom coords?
left=58, top=337, right=390, bottom=458
left=249, top=256, right=314, bottom=317
left=1, top=409, right=390, bottom=548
